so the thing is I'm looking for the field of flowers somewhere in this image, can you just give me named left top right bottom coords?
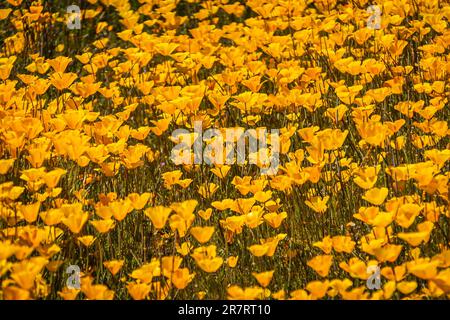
left=0, top=0, right=449, bottom=300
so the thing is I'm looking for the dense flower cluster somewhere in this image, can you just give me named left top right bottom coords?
left=0, top=0, right=449, bottom=300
